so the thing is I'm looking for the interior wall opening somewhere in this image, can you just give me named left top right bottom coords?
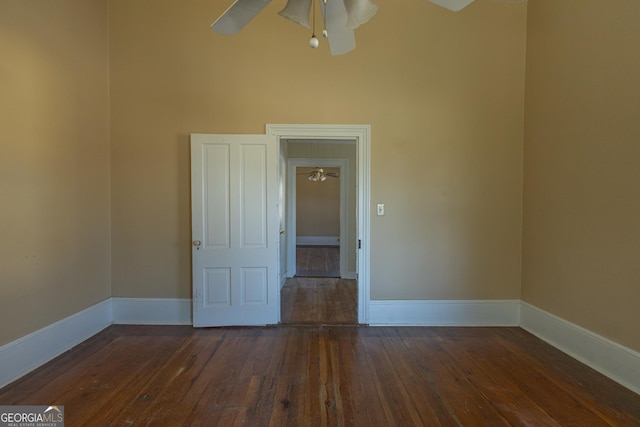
left=280, top=138, right=358, bottom=325
left=295, top=165, right=341, bottom=278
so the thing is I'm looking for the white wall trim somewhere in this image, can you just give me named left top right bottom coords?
left=0, top=298, right=194, bottom=388
left=369, top=299, right=521, bottom=326
left=4, top=298, right=638, bottom=397
left=111, top=298, right=192, bottom=325
left=520, top=302, right=640, bottom=395
left=296, top=236, right=340, bottom=246
left=0, top=299, right=112, bottom=389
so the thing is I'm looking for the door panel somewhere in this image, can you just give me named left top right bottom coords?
left=191, top=134, right=278, bottom=326
left=240, top=144, right=267, bottom=247
left=204, top=144, right=230, bottom=248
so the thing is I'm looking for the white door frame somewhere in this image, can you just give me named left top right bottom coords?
left=266, top=124, right=371, bottom=324
left=287, top=158, right=350, bottom=279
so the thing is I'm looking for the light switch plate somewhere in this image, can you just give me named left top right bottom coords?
left=377, top=204, right=385, bottom=216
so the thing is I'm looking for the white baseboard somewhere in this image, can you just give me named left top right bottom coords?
left=112, top=298, right=192, bottom=325
left=343, top=271, right=357, bottom=280
left=520, top=302, right=640, bottom=395
left=0, top=299, right=112, bottom=389
left=296, top=236, right=339, bottom=246
left=369, top=299, right=520, bottom=326
left=4, top=297, right=638, bottom=397
left=0, top=298, right=193, bottom=388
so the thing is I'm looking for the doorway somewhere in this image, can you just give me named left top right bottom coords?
left=286, top=158, right=351, bottom=279
left=295, top=165, right=341, bottom=278
left=283, top=159, right=356, bottom=324
left=267, top=123, right=371, bottom=325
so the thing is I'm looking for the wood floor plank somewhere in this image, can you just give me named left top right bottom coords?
left=93, top=333, right=221, bottom=426
left=363, top=336, right=425, bottom=426
left=1, top=325, right=639, bottom=426
left=296, top=246, right=340, bottom=278
left=284, top=245, right=357, bottom=325
left=281, top=278, right=357, bottom=324
left=332, top=333, right=377, bottom=427
left=435, top=329, right=564, bottom=426
left=138, top=334, right=252, bottom=426
left=404, top=329, right=514, bottom=426
left=388, top=334, right=463, bottom=426
left=492, top=327, right=640, bottom=425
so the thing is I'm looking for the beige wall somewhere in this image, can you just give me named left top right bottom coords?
left=296, top=168, right=341, bottom=238
left=0, top=0, right=526, bottom=346
left=523, top=0, right=640, bottom=352
left=109, top=0, right=526, bottom=301
left=0, top=1, right=111, bottom=345
left=3, top=0, right=638, bottom=364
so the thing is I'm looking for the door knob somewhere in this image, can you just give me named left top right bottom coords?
left=280, top=230, right=285, bottom=235
left=193, top=240, right=202, bottom=247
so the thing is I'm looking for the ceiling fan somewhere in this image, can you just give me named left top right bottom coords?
left=297, top=167, right=340, bottom=182
left=211, top=0, right=475, bottom=56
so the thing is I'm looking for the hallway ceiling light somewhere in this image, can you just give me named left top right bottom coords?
left=300, top=167, right=339, bottom=182
left=211, top=0, right=475, bottom=56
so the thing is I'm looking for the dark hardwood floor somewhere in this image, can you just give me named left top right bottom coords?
left=1, top=325, right=639, bottom=426
left=281, top=278, right=357, bottom=325
left=286, top=245, right=357, bottom=324
left=296, top=245, right=340, bottom=277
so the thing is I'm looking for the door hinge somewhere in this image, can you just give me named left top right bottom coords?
left=358, top=239, right=361, bottom=249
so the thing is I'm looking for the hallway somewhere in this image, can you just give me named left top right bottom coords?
left=281, top=245, right=357, bottom=324
left=281, top=277, right=357, bottom=324
left=295, top=245, right=340, bottom=278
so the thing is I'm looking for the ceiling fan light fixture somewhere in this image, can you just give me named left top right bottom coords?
left=343, top=0, right=378, bottom=29
left=307, top=167, right=325, bottom=181
left=301, top=167, right=339, bottom=182
left=428, top=0, right=475, bottom=12
left=279, top=0, right=313, bottom=29
left=212, top=0, right=473, bottom=56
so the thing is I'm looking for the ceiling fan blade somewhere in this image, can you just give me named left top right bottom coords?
left=428, top=0, right=474, bottom=12
left=211, top=0, right=272, bottom=35
left=322, top=0, right=356, bottom=56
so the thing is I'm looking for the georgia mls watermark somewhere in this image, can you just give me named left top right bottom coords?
left=0, top=406, right=64, bottom=427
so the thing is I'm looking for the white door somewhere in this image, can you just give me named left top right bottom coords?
left=191, top=134, right=279, bottom=326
